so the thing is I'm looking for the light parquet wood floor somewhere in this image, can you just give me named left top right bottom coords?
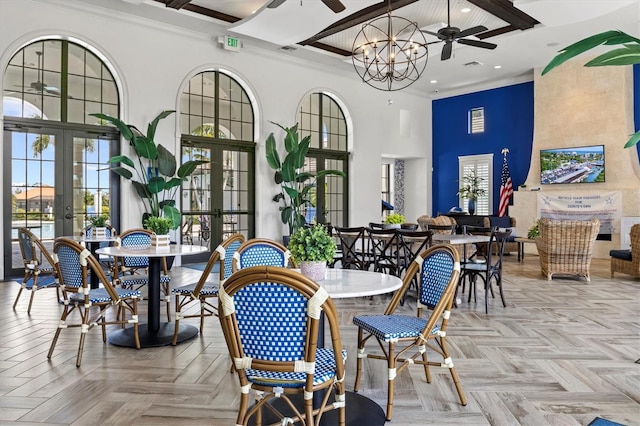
left=1, top=255, right=639, bottom=425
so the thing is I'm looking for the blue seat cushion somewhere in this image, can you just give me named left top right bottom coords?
left=245, top=348, right=347, bottom=388
left=353, top=314, right=439, bottom=342
left=69, top=288, right=141, bottom=303
left=610, top=249, right=632, bottom=261
left=17, top=274, right=57, bottom=290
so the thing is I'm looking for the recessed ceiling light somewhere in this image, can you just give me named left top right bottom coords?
left=430, top=80, right=437, bottom=84
left=547, top=42, right=559, bottom=47
left=494, top=65, right=502, bottom=69
left=461, top=7, right=471, bottom=13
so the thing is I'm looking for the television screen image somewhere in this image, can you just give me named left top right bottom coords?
left=540, top=145, right=605, bottom=184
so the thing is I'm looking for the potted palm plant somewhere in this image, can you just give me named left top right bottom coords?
left=265, top=122, right=345, bottom=239
left=287, top=224, right=337, bottom=281
left=89, top=110, right=208, bottom=230
left=457, top=170, right=486, bottom=215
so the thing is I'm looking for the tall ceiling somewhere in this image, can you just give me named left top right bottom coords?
left=82, top=0, right=639, bottom=97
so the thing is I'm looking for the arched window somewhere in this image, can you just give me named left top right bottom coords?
left=298, top=93, right=349, bottom=227
left=4, top=39, right=118, bottom=122
left=179, top=70, right=255, bottom=255
left=3, top=39, right=121, bottom=276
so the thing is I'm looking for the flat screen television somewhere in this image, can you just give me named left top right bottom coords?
left=540, top=145, right=605, bottom=184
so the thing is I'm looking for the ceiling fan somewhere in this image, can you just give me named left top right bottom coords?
left=267, top=0, right=346, bottom=13
left=14, top=51, right=61, bottom=96
left=421, top=0, right=497, bottom=61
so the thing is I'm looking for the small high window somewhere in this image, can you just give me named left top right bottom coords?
left=469, top=107, right=484, bottom=134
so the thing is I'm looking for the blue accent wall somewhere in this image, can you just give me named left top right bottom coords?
left=432, top=82, right=534, bottom=216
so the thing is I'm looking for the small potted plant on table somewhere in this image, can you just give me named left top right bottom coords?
left=89, top=214, right=109, bottom=238
left=144, top=216, right=173, bottom=248
left=383, top=213, right=405, bottom=229
left=288, top=224, right=337, bottom=281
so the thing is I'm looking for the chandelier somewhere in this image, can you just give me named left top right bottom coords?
left=352, top=3, right=429, bottom=91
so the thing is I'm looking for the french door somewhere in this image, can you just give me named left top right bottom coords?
left=180, top=137, right=255, bottom=263
left=3, top=120, right=118, bottom=277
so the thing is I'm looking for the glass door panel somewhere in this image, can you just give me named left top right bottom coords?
left=7, top=129, right=58, bottom=275
left=180, top=141, right=254, bottom=264
left=4, top=128, right=117, bottom=277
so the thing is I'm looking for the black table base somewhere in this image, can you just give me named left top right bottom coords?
left=247, top=391, right=385, bottom=426
left=108, top=323, right=198, bottom=348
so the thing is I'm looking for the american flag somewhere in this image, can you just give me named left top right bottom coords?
left=498, top=154, right=513, bottom=217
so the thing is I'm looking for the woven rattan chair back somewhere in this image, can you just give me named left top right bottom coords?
left=353, top=244, right=466, bottom=421
left=116, top=228, right=152, bottom=270
left=13, top=227, right=59, bottom=312
left=218, top=265, right=346, bottom=425
left=535, top=218, right=600, bottom=282
left=231, top=238, right=293, bottom=272
left=219, top=233, right=245, bottom=280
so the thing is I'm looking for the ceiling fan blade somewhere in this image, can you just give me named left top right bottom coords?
left=321, top=0, right=345, bottom=13
left=456, top=25, right=488, bottom=39
left=420, top=30, right=446, bottom=40
left=457, top=38, right=497, bottom=50
left=441, top=42, right=453, bottom=60
left=267, top=0, right=286, bottom=8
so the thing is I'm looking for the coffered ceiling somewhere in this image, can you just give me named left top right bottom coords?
left=92, top=0, right=640, bottom=96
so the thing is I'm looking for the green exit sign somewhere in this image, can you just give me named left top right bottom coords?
left=223, top=36, right=241, bottom=52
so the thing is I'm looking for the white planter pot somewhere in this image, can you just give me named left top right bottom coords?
left=151, top=234, right=171, bottom=248
left=300, top=260, right=327, bottom=282
left=92, top=226, right=107, bottom=238
left=383, top=223, right=401, bottom=230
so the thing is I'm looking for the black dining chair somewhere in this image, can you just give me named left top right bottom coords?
left=459, top=228, right=512, bottom=313
left=333, top=226, right=370, bottom=270
left=366, top=227, right=400, bottom=276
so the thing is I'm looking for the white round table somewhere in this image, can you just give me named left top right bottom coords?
left=96, top=244, right=207, bottom=347
left=314, top=268, right=403, bottom=298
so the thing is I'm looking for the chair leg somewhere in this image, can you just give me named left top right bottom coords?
left=353, top=327, right=364, bottom=392
left=12, top=286, right=24, bottom=310
left=497, top=275, right=507, bottom=307
left=27, top=289, right=37, bottom=314
left=440, top=337, right=468, bottom=406
left=172, top=295, right=181, bottom=346
left=386, top=342, right=396, bottom=421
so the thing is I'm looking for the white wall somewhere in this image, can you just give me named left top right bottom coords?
left=0, top=0, right=432, bottom=277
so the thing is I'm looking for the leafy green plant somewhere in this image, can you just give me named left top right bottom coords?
left=287, top=224, right=337, bottom=263
left=542, top=30, right=640, bottom=148
left=265, top=122, right=345, bottom=235
left=527, top=219, right=541, bottom=239
left=89, top=214, right=108, bottom=227
left=144, top=216, right=172, bottom=235
left=384, top=213, right=405, bottom=224
left=90, top=110, right=208, bottom=230
left=457, top=169, right=487, bottom=200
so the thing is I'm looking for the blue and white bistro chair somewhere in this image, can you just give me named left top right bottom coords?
left=14, top=227, right=60, bottom=313
left=353, top=244, right=467, bottom=421
left=171, top=233, right=245, bottom=345
left=219, top=266, right=346, bottom=425
left=47, top=238, right=141, bottom=367
left=112, top=228, right=172, bottom=321
left=231, top=238, right=295, bottom=272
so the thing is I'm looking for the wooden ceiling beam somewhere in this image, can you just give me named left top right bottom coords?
left=166, top=0, right=191, bottom=10
left=467, top=0, right=539, bottom=30
left=300, top=0, right=418, bottom=46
